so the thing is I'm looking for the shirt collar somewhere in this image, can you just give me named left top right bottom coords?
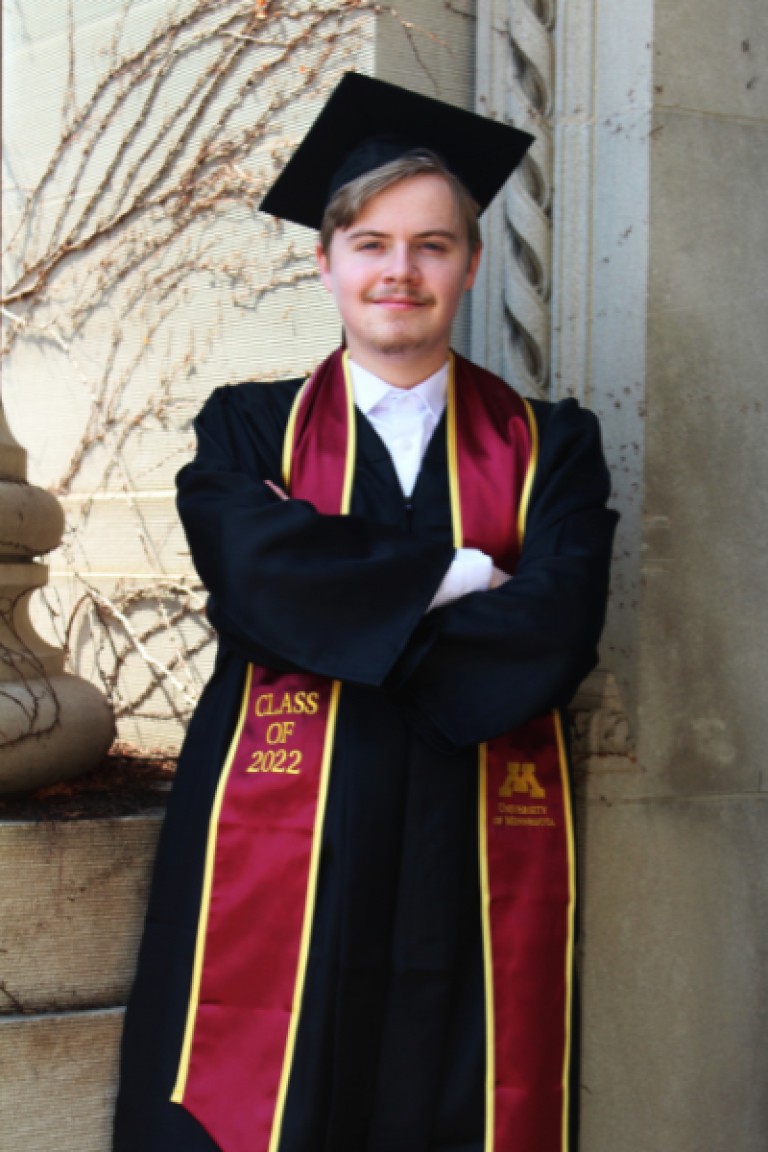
left=348, top=357, right=449, bottom=420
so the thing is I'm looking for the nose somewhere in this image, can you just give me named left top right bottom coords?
left=383, top=242, right=418, bottom=284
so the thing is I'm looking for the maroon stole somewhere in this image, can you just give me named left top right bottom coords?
left=172, top=348, right=575, bottom=1152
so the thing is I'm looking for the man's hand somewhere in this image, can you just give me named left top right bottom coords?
left=427, top=549, right=511, bottom=611
left=265, top=479, right=290, bottom=501
left=490, top=566, right=512, bottom=590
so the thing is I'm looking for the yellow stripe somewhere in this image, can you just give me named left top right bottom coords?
left=450, top=359, right=492, bottom=1143
left=268, top=679, right=342, bottom=1152
left=340, top=351, right=357, bottom=515
left=518, top=396, right=539, bottom=549
left=171, top=663, right=254, bottom=1103
left=554, top=709, right=576, bottom=1151
left=478, top=743, right=495, bottom=1152
left=281, top=377, right=311, bottom=492
left=446, top=352, right=463, bottom=548
left=270, top=357, right=354, bottom=1142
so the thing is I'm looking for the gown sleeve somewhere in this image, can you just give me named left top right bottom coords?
left=176, top=383, right=455, bottom=685
left=384, top=398, right=620, bottom=752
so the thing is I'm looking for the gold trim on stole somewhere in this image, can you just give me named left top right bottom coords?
left=554, top=709, right=576, bottom=1151
left=446, top=366, right=496, bottom=1146
left=269, top=354, right=355, bottom=1148
left=477, top=743, right=496, bottom=1152
left=446, top=353, right=463, bottom=549
left=339, top=351, right=357, bottom=517
left=269, top=679, right=342, bottom=1152
left=516, top=397, right=575, bottom=1149
left=171, top=663, right=255, bottom=1103
left=518, top=396, right=539, bottom=549
left=282, top=378, right=310, bottom=492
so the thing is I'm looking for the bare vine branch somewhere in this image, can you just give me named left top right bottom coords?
left=2, top=0, right=447, bottom=751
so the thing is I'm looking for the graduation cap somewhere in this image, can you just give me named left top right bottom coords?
left=260, top=73, right=534, bottom=231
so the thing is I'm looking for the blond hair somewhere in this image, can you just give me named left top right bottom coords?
left=319, top=150, right=481, bottom=258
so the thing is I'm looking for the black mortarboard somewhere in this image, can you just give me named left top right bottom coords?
left=260, top=73, right=534, bottom=230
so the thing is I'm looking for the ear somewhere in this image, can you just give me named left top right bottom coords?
left=463, top=242, right=483, bottom=292
left=316, top=242, right=333, bottom=292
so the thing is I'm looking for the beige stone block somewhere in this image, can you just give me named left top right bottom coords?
left=3, top=277, right=343, bottom=495
left=376, top=0, right=476, bottom=106
left=0, top=814, right=162, bottom=1015
left=578, top=795, right=768, bottom=1152
left=0, top=1008, right=123, bottom=1152
left=654, top=0, right=768, bottom=121
left=45, top=495, right=188, bottom=576
left=640, top=110, right=768, bottom=793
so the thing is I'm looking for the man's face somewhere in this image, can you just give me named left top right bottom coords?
left=316, top=173, right=481, bottom=368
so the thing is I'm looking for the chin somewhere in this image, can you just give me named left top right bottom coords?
left=364, top=320, right=435, bottom=357
left=366, top=326, right=432, bottom=355
left=372, top=339, right=427, bottom=357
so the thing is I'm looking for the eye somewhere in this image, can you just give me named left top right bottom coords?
left=421, top=241, right=447, bottom=253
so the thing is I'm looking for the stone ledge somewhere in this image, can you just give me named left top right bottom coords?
left=0, top=812, right=163, bottom=1015
left=0, top=1008, right=124, bottom=1152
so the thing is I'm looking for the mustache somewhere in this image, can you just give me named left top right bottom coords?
left=364, top=291, right=433, bottom=305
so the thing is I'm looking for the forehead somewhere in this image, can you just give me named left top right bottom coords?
left=346, top=173, right=460, bottom=234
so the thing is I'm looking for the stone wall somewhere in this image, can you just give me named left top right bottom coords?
left=579, top=4, right=768, bottom=1148
left=0, top=814, right=162, bottom=1150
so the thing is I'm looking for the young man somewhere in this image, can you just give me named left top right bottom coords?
left=114, top=75, right=618, bottom=1152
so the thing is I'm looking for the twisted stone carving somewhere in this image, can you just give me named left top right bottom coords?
left=504, top=0, right=555, bottom=398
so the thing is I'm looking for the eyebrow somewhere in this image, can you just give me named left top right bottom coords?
left=346, top=228, right=459, bottom=241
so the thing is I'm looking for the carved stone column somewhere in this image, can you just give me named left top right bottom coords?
left=505, top=0, right=556, bottom=398
left=473, top=0, right=556, bottom=399
left=0, top=406, right=114, bottom=794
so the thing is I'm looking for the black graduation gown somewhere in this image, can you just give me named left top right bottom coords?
left=113, top=374, right=618, bottom=1152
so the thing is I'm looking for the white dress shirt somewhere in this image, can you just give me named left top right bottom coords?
left=348, top=358, right=510, bottom=610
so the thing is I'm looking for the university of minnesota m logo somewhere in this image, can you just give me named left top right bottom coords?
left=499, top=762, right=546, bottom=799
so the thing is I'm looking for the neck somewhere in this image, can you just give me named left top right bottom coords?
left=344, top=335, right=450, bottom=390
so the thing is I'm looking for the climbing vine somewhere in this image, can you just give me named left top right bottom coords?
left=2, top=0, right=455, bottom=747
